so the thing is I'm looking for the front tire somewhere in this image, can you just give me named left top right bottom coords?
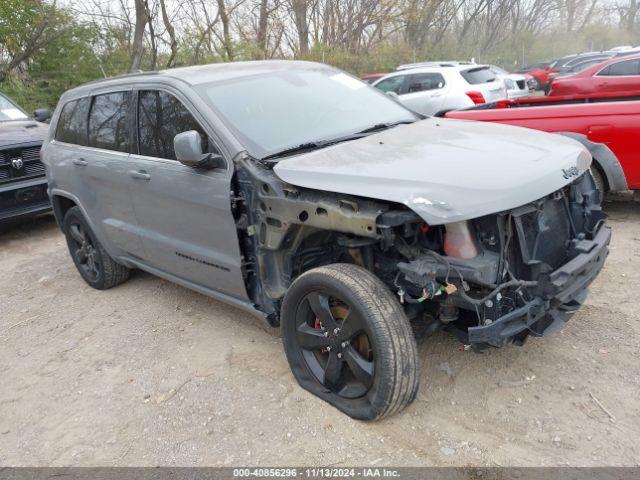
left=281, top=264, right=419, bottom=420
left=62, top=206, right=130, bottom=290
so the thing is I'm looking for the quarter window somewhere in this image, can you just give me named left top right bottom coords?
left=55, top=98, right=90, bottom=145
left=374, top=76, right=405, bottom=94
left=88, top=92, right=131, bottom=152
left=598, top=60, right=640, bottom=76
left=137, top=90, right=206, bottom=160
left=406, top=73, right=446, bottom=93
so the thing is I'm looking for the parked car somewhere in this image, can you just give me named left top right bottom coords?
left=360, top=73, right=387, bottom=84
left=549, top=54, right=640, bottom=96
left=443, top=91, right=640, bottom=193
left=488, top=65, right=531, bottom=99
left=372, top=64, right=507, bottom=115
left=0, top=92, right=51, bottom=224
left=43, top=61, right=610, bottom=420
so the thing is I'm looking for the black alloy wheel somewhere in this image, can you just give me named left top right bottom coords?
left=296, top=291, right=375, bottom=399
left=62, top=206, right=130, bottom=289
left=281, top=263, right=419, bottom=421
left=67, top=220, right=101, bottom=283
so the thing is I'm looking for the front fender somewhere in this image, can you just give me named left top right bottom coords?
left=556, top=132, right=628, bottom=192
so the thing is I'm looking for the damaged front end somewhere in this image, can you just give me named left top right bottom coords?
left=233, top=151, right=609, bottom=349
left=393, top=172, right=610, bottom=349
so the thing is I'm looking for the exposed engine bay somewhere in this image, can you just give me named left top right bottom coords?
left=232, top=154, right=610, bottom=349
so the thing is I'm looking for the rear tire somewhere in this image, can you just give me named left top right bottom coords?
left=281, top=263, right=419, bottom=420
left=62, top=206, right=130, bottom=289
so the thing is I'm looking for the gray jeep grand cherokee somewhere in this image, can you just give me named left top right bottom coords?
left=42, top=61, right=610, bottom=420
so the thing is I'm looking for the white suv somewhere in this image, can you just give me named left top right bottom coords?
left=372, top=64, right=507, bottom=115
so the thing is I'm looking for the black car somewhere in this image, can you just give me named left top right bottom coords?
left=0, top=93, right=51, bottom=223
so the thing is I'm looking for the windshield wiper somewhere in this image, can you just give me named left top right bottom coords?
left=262, top=120, right=415, bottom=161
left=262, top=141, right=329, bottom=160
left=356, top=120, right=414, bottom=134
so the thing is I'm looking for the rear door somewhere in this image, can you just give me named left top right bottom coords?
left=51, top=91, right=144, bottom=258
left=398, top=72, right=448, bottom=115
left=84, top=91, right=146, bottom=257
left=595, top=59, right=640, bottom=92
left=127, top=88, right=248, bottom=300
left=460, top=66, right=506, bottom=102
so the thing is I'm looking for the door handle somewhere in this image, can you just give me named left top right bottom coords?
left=73, top=158, right=87, bottom=166
left=129, top=170, right=151, bottom=181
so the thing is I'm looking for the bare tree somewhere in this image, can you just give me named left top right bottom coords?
left=160, top=0, right=178, bottom=66
left=129, top=0, right=148, bottom=71
left=290, top=0, right=310, bottom=55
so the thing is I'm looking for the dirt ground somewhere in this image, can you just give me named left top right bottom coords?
left=0, top=196, right=639, bottom=467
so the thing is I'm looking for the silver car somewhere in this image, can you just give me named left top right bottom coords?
left=43, top=61, right=610, bottom=420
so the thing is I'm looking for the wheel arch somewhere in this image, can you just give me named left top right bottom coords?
left=556, top=132, right=628, bottom=192
left=51, top=192, right=79, bottom=228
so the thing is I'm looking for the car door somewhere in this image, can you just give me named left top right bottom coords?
left=128, top=88, right=248, bottom=300
left=399, top=72, right=448, bottom=115
left=53, top=91, right=145, bottom=258
left=595, top=59, right=640, bottom=92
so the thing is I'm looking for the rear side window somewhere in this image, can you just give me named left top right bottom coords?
left=460, top=67, right=497, bottom=84
left=55, top=98, right=90, bottom=145
left=374, top=75, right=405, bottom=94
left=137, top=90, right=207, bottom=160
left=598, top=60, right=640, bottom=76
left=406, top=73, right=445, bottom=93
left=88, top=92, right=131, bottom=152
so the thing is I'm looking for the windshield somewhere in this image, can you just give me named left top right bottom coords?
left=196, top=67, right=418, bottom=159
left=0, top=93, right=29, bottom=121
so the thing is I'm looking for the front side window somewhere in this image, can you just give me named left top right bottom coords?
left=406, top=73, right=446, bottom=93
left=88, top=92, right=131, bottom=153
left=138, top=90, right=206, bottom=160
left=598, top=60, right=640, bottom=76
left=55, top=98, right=90, bottom=145
left=374, top=75, right=405, bottom=94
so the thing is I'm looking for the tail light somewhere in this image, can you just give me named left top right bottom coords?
left=444, top=221, right=478, bottom=259
left=465, top=91, right=485, bottom=105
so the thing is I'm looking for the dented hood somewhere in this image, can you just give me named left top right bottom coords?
left=273, top=118, right=591, bottom=225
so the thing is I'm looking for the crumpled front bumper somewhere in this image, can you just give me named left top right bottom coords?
left=467, top=224, right=611, bottom=347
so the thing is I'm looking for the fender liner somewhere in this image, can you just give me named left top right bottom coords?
left=557, top=132, right=628, bottom=192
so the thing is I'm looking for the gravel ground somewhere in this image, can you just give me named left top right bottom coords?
left=0, top=196, right=638, bottom=467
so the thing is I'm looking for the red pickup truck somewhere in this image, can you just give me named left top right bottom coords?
left=443, top=92, right=639, bottom=193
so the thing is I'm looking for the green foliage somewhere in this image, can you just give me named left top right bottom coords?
left=0, top=1, right=133, bottom=111
left=0, top=0, right=51, bottom=56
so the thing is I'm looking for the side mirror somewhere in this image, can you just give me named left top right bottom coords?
left=33, top=108, right=51, bottom=123
left=386, top=91, right=399, bottom=99
left=174, top=130, right=226, bottom=170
